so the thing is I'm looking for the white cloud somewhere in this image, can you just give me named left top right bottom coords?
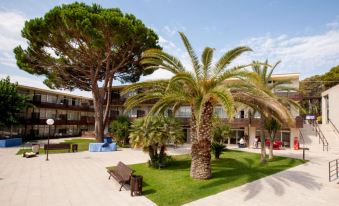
left=230, top=28, right=339, bottom=77
left=0, top=10, right=26, bottom=68
left=161, top=25, right=186, bottom=37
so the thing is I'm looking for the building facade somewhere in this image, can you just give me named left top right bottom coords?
left=6, top=73, right=303, bottom=148
left=322, top=84, right=339, bottom=129
left=109, top=73, right=303, bottom=148
left=13, top=85, right=95, bottom=140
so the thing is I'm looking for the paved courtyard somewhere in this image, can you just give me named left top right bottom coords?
left=185, top=146, right=339, bottom=206
left=1, top=136, right=339, bottom=206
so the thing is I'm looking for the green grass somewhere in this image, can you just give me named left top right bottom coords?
left=108, top=150, right=305, bottom=206
left=16, top=138, right=96, bottom=155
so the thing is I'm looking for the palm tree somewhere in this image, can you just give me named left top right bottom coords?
left=241, top=60, right=301, bottom=161
left=129, top=116, right=184, bottom=168
left=264, top=117, right=281, bottom=159
left=124, top=32, right=252, bottom=179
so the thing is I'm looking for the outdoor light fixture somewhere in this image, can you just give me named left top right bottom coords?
left=46, top=118, right=54, bottom=161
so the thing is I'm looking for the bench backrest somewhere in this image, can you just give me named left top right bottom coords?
left=116, top=161, right=133, bottom=181
left=44, top=143, right=71, bottom=150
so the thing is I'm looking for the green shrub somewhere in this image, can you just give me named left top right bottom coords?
left=211, top=142, right=226, bottom=159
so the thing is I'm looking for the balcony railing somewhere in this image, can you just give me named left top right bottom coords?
left=31, top=100, right=94, bottom=112
left=110, top=98, right=158, bottom=105
left=20, top=117, right=95, bottom=125
left=175, top=116, right=303, bottom=128
left=275, top=91, right=301, bottom=100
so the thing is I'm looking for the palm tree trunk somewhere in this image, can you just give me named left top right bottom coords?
left=269, top=141, right=274, bottom=160
left=190, top=102, right=213, bottom=179
left=260, top=129, right=266, bottom=163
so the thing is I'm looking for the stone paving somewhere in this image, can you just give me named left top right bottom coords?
left=1, top=131, right=339, bottom=206
left=185, top=125, right=339, bottom=206
left=0, top=146, right=157, bottom=206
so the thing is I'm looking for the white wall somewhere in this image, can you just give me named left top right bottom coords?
left=322, top=84, right=339, bottom=128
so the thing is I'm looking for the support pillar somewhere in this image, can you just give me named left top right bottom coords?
left=290, top=128, right=298, bottom=149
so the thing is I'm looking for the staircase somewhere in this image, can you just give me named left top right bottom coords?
left=299, top=123, right=323, bottom=151
left=319, top=123, right=339, bottom=152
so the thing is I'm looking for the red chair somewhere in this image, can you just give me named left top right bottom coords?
left=265, top=139, right=283, bottom=150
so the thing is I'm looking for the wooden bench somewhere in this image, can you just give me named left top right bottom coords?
left=107, top=161, right=134, bottom=191
left=44, top=143, right=71, bottom=152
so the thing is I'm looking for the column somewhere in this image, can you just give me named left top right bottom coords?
left=290, top=128, right=298, bottom=149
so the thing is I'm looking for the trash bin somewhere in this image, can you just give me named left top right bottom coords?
left=32, top=144, right=40, bottom=154
left=294, top=137, right=299, bottom=150
left=130, top=175, right=143, bottom=196
left=72, top=144, right=78, bottom=152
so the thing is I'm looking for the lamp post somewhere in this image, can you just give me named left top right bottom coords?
left=46, top=118, right=54, bottom=161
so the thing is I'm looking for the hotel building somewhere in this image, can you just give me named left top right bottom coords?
left=7, top=73, right=303, bottom=148
left=14, top=85, right=95, bottom=139
left=109, top=73, right=303, bottom=148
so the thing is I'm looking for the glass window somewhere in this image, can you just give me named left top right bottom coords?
left=214, top=106, right=227, bottom=118
left=175, top=106, right=191, bottom=118
left=254, top=111, right=261, bottom=119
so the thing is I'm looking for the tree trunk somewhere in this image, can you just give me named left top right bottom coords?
left=268, top=131, right=275, bottom=160
left=260, top=129, right=266, bottom=163
left=92, top=87, right=104, bottom=142
left=190, top=102, right=214, bottom=179
left=269, top=141, right=274, bottom=160
left=190, top=138, right=212, bottom=179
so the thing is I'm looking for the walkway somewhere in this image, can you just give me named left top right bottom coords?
left=1, top=126, right=339, bottom=206
left=0, top=143, right=189, bottom=206
left=185, top=125, right=339, bottom=206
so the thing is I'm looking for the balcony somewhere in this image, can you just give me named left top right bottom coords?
left=20, top=117, right=95, bottom=125
left=31, top=99, right=94, bottom=112
left=175, top=116, right=303, bottom=128
left=275, top=92, right=301, bottom=100
left=110, top=97, right=158, bottom=105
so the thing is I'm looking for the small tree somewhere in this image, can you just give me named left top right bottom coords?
left=211, top=118, right=230, bottom=159
left=109, top=115, right=130, bottom=146
left=14, top=2, right=159, bottom=141
left=129, top=116, right=184, bottom=168
left=264, top=118, right=281, bottom=160
left=0, top=77, right=30, bottom=136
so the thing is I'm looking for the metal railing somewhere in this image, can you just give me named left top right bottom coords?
left=299, top=129, right=305, bottom=148
left=313, top=121, right=329, bottom=151
left=328, top=119, right=339, bottom=136
left=329, top=158, right=339, bottom=182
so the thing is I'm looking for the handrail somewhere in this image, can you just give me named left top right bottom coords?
left=329, top=158, right=339, bottom=182
left=313, top=121, right=329, bottom=151
left=328, top=119, right=339, bottom=136
left=298, top=129, right=305, bottom=148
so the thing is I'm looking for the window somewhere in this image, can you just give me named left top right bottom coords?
left=214, top=106, right=227, bottom=118
left=254, top=111, right=261, bottom=119
left=47, top=95, right=57, bottom=103
left=176, top=106, right=191, bottom=118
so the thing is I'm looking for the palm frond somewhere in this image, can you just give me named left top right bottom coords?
left=267, top=60, right=281, bottom=80
left=122, top=79, right=168, bottom=95
left=179, top=32, right=201, bottom=79
left=201, top=47, right=214, bottom=79
left=210, top=88, right=235, bottom=119
left=214, top=46, right=252, bottom=76
left=141, top=49, right=185, bottom=74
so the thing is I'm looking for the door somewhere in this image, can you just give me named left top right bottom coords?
left=324, top=95, right=329, bottom=123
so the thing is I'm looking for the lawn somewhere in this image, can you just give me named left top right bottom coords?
left=16, top=138, right=96, bottom=155
left=108, top=150, right=305, bottom=206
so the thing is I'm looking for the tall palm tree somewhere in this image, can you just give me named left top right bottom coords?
left=244, top=60, right=301, bottom=161
left=124, top=32, right=252, bottom=179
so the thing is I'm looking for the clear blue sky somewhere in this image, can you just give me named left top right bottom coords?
left=1, top=0, right=339, bottom=96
